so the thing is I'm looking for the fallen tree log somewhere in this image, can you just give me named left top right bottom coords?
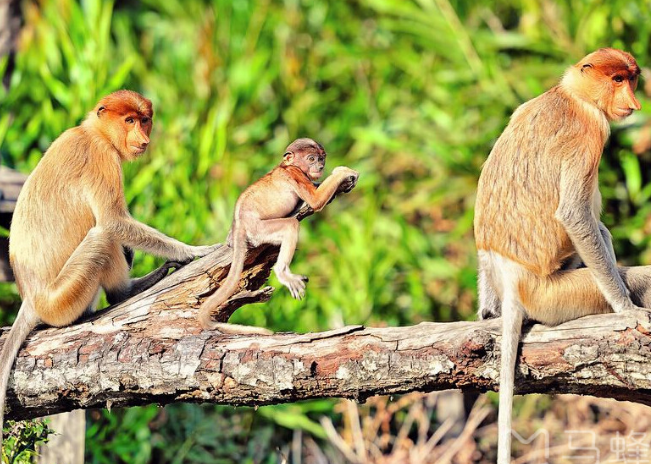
left=7, top=286, right=651, bottom=420
left=4, top=182, right=651, bottom=419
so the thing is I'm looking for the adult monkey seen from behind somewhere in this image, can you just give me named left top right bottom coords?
left=475, top=48, right=648, bottom=464
left=199, top=138, right=358, bottom=331
left=0, top=90, right=216, bottom=448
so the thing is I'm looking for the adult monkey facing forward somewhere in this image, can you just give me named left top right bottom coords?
left=0, top=90, right=216, bottom=448
left=474, top=48, right=647, bottom=463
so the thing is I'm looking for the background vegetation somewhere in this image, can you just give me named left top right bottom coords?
left=2, top=0, right=651, bottom=462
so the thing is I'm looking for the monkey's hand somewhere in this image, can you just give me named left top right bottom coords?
left=333, top=166, right=359, bottom=193
left=188, top=244, right=220, bottom=259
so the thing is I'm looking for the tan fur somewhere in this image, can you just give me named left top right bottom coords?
left=199, top=138, right=358, bottom=332
left=475, top=85, right=608, bottom=276
left=0, top=90, right=216, bottom=449
left=474, top=49, right=643, bottom=464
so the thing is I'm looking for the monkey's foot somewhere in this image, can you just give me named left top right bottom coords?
left=278, top=273, right=308, bottom=300
left=163, top=258, right=193, bottom=272
left=478, top=305, right=501, bottom=320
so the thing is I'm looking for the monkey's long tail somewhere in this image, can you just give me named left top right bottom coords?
left=198, top=226, right=247, bottom=329
left=0, top=301, right=38, bottom=451
left=497, top=292, right=524, bottom=464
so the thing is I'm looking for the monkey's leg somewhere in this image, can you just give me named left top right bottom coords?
left=129, top=260, right=191, bottom=293
left=34, top=227, right=115, bottom=327
left=251, top=217, right=307, bottom=299
left=123, top=246, right=135, bottom=269
left=82, top=290, right=102, bottom=317
left=100, top=242, right=132, bottom=306
left=477, top=261, right=501, bottom=319
left=521, top=267, right=622, bottom=325
left=104, top=244, right=191, bottom=305
left=198, top=226, right=273, bottom=335
left=619, top=266, right=651, bottom=308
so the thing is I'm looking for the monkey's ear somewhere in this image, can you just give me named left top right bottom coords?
left=97, top=106, right=106, bottom=118
left=283, top=152, right=294, bottom=164
left=581, top=63, right=593, bottom=72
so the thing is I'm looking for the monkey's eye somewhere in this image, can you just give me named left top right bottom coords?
left=613, top=75, right=624, bottom=83
left=125, top=117, right=135, bottom=124
left=308, top=156, right=316, bottom=162
left=141, top=117, right=150, bottom=124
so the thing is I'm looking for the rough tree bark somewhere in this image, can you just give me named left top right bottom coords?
left=8, top=272, right=651, bottom=419
left=4, top=183, right=651, bottom=420
left=6, top=265, right=651, bottom=419
left=8, top=300, right=651, bottom=421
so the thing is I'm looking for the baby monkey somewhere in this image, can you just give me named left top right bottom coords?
left=199, top=138, right=358, bottom=330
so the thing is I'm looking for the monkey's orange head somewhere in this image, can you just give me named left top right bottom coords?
left=569, top=48, right=641, bottom=121
left=283, top=138, right=326, bottom=180
left=91, top=90, right=154, bottom=161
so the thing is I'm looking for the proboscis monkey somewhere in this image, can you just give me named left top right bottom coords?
left=474, top=48, right=647, bottom=463
left=199, top=138, right=358, bottom=332
left=0, top=90, right=216, bottom=447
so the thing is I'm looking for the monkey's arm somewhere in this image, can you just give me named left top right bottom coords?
left=110, top=215, right=214, bottom=261
left=293, top=166, right=358, bottom=212
left=556, top=165, right=637, bottom=312
left=599, top=222, right=617, bottom=265
left=561, top=223, right=616, bottom=271
left=88, top=189, right=214, bottom=261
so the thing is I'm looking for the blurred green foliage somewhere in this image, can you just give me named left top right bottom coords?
left=1, top=0, right=651, bottom=462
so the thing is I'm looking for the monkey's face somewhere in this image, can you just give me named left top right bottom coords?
left=606, top=73, right=641, bottom=121
left=301, top=150, right=326, bottom=180
left=578, top=49, right=641, bottom=121
left=284, top=146, right=326, bottom=180
left=122, top=115, right=153, bottom=160
left=101, top=112, right=152, bottom=161
left=95, top=91, right=154, bottom=161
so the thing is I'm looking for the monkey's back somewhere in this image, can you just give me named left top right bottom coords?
left=10, top=127, right=96, bottom=296
left=474, top=86, right=606, bottom=276
left=234, top=166, right=304, bottom=221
